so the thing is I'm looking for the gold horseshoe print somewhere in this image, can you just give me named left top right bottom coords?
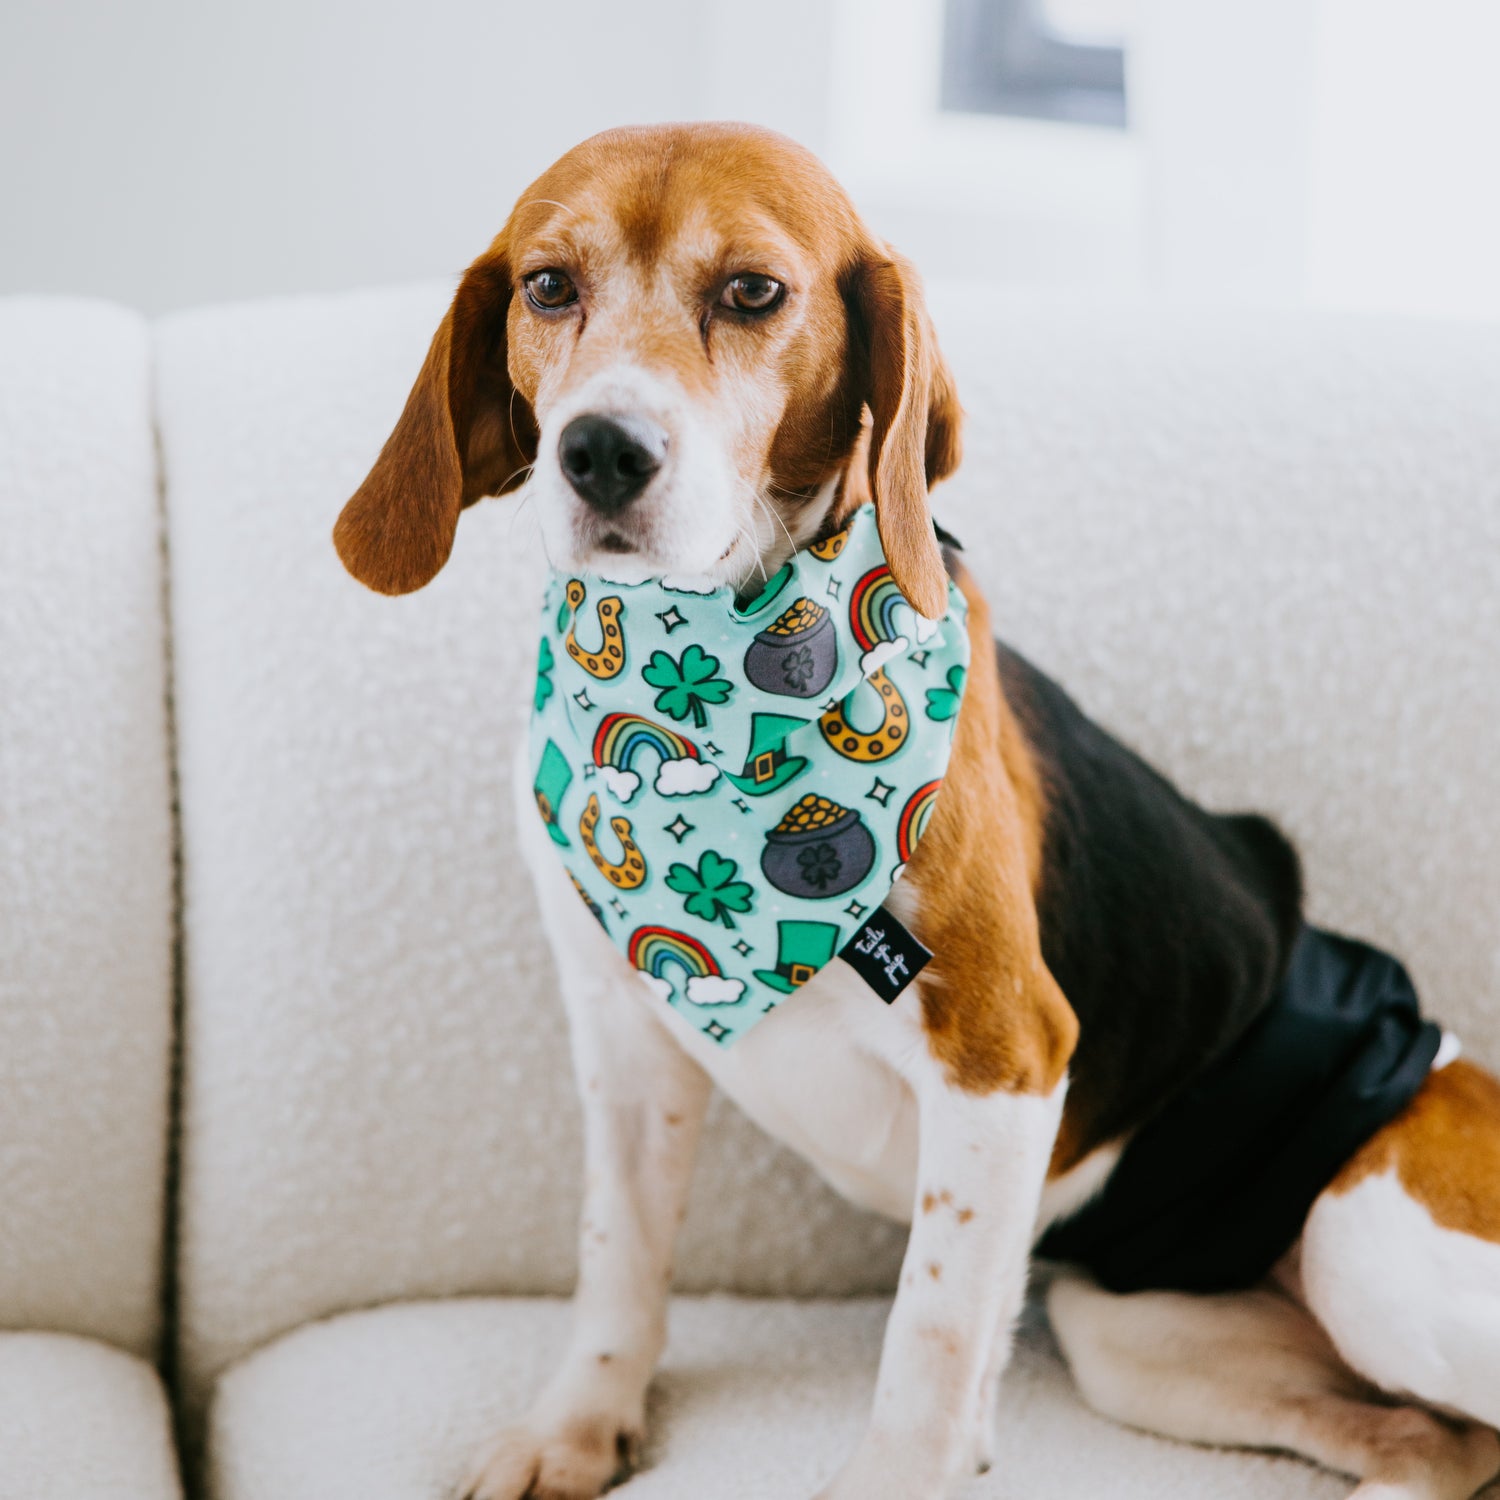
left=579, top=793, right=648, bottom=889
left=807, top=523, right=852, bottom=562
left=564, top=580, right=626, bottom=679
left=818, top=670, right=910, bottom=763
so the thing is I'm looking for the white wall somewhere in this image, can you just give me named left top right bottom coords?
left=1305, top=0, right=1500, bottom=322
left=5, top=0, right=1499, bottom=321
left=0, top=0, right=835, bottom=314
left=1135, top=0, right=1500, bottom=322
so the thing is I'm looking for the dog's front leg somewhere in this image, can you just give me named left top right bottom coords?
left=464, top=769, right=713, bottom=1500
left=462, top=944, right=710, bottom=1500
left=815, top=1071, right=1064, bottom=1500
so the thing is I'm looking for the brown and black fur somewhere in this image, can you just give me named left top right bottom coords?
left=992, top=640, right=1305, bottom=1171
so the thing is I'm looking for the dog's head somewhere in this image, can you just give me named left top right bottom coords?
left=334, top=123, right=961, bottom=617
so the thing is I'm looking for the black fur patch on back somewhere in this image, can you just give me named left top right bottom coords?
left=996, top=641, right=1304, bottom=1160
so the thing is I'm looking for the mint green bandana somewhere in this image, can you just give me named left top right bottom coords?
left=529, top=504, right=971, bottom=1046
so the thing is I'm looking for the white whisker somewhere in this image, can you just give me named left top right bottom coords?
left=753, top=489, right=798, bottom=562
left=510, top=490, right=555, bottom=569
left=508, top=389, right=529, bottom=462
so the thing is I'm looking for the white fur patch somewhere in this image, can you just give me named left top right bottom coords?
left=597, top=766, right=640, bottom=804
left=654, top=757, right=720, bottom=797
left=1035, top=1142, right=1123, bottom=1240
left=1303, top=1166, right=1500, bottom=1425
left=1434, top=1030, right=1464, bottom=1070
left=683, top=975, right=746, bottom=1007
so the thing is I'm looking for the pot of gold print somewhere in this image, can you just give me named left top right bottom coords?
left=742, top=597, right=838, bottom=699
left=761, top=794, right=875, bottom=899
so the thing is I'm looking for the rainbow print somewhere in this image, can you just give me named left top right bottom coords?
left=897, top=779, right=943, bottom=863
left=849, top=566, right=913, bottom=652
left=592, top=713, right=701, bottom=773
left=628, top=925, right=721, bottom=983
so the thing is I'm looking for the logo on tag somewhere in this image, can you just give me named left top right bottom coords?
left=839, top=904, right=932, bottom=1003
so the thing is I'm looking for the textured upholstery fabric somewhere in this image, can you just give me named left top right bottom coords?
left=0, top=299, right=174, bottom=1356
left=207, top=1294, right=1353, bottom=1500
left=157, top=287, right=910, bottom=1416
left=939, top=289, right=1500, bottom=1050
left=158, top=282, right=1500, bottom=1426
left=0, top=1333, right=182, bottom=1500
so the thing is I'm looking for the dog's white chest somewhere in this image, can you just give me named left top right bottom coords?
left=656, top=953, right=923, bottom=1222
left=516, top=746, right=922, bottom=1221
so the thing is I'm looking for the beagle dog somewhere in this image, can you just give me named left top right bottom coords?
left=335, top=124, right=1500, bottom=1500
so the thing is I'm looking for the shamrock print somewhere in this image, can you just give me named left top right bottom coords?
left=797, top=842, right=843, bottom=890
left=781, top=645, right=817, bottom=692
left=644, top=644, right=735, bottom=729
left=534, top=636, right=556, bottom=713
left=665, top=850, right=756, bottom=928
left=924, top=665, right=967, bottom=722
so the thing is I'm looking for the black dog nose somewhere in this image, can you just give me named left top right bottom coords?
left=558, top=414, right=667, bottom=513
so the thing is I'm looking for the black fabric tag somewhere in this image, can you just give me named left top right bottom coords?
left=840, top=905, right=932, bottom=1003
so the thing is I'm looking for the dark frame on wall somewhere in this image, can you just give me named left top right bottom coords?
left=942, top=0, right=1129, bottom=128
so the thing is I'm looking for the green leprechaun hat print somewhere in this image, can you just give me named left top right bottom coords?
left=533, top=740, right=574, bottom=846
left=724, top=712, right=811, bottom=797
left=753, top=920, right=843, bottom=993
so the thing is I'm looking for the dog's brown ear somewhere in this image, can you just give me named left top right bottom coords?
left=334, top=252, right=537, bottom=594
left=847, top=248, right=962, bottom=620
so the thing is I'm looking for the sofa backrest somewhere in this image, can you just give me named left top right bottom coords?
left=157, top=284, right=1500, bottom=1405
left=0, top=299, right=175, bottom=1358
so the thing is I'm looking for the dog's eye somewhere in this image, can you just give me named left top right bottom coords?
left=524, top=270, right=578, bottom=310
left=720, top=274, right=784, bottom=314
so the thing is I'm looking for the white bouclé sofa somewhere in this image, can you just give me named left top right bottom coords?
left=3, top=283, right=1499, bottom=1499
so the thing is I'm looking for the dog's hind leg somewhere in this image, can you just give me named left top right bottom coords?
left=1301, top=1058, right=1500, bottom=1441
left=1047, top=1270, right=1500, bottom=1500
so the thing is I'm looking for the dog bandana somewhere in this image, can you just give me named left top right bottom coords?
left=529, top=504, right=970, bottom=1046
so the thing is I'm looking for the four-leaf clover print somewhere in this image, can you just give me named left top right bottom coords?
left=534, top=636, right=556, bottom=713
left=781, top=645, right=816, bottom=693
left=644, top=644, right=735, bottom=728
left=665, top=850, right=756, bottom=928
left=797, top=842, right=843, bottom=890
left=925, top=665, right=966, bottom=722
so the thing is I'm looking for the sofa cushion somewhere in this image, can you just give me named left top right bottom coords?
left=156, top=287, right=907, bottom=1415
left=0, top=1332, right=181, bottom=1500
left=158, top=282, right=1500, bottom=1412
left=206, top=1294, right=1349, bottom=1499
left=0, top=298, right=174, bottom=1356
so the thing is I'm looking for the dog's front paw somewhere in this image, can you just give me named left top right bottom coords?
left=460, top=1414, right=641, bottom=1500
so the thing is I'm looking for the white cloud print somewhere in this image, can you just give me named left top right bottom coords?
left=597, top=766, right=640, bottom=804
left=655, top=757, right=721, bottom=797
left=662, top=573, right=719, bottom=595
left=684, top=975, right=746, bottom=1006
left=860, top=637, right=908, bottom=677
left=639, top=974, right=674, bottom=1005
